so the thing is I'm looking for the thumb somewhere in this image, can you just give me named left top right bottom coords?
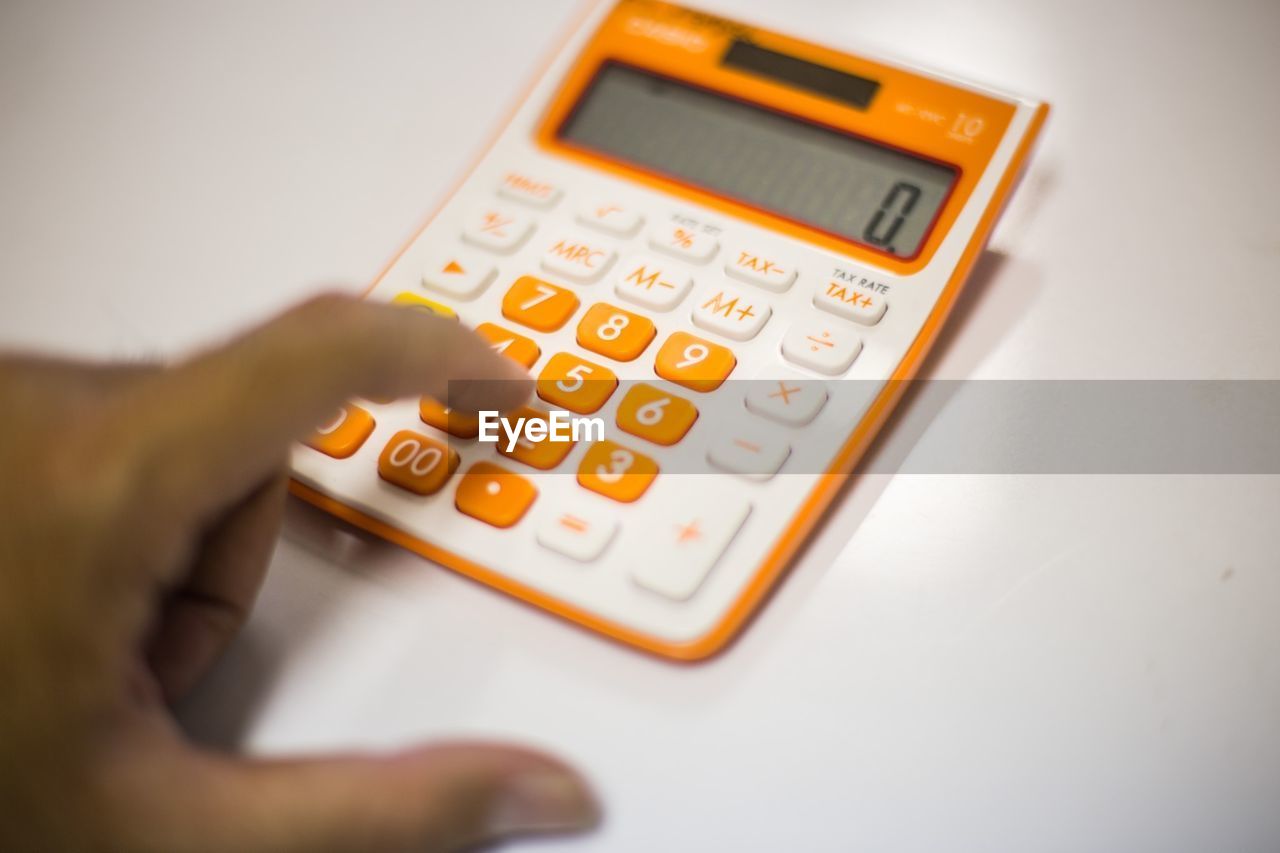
left=175, top=742, right=600, bottom=853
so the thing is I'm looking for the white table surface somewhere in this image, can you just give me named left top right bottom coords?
left=3, top=0, right=1278, bottom=850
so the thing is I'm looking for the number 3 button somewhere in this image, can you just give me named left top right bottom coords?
left=537, top=352, right=617, bottom=414
left=577, top=440, right=658, bottom=503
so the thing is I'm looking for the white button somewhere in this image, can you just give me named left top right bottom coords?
left=421, top=249, right=496, bottom=299
left=814, top=280, right=887, bottom=326
left=724, top=247, right=797, bottom=292
left=745, top=369, right=828, bottom=426
left=461, top=205, right=534, bottom=254
left=781, top=316, right=863, bottom=375
left=577, top=201, right=642, bottom=237
left=614, top=254, right=693, bottom=311
left=536, top=506, right=617, bottom=562
left=691, top=284, right=771, bottom=341
left=497, top=170, right=562, bottom=209
left=707, top=425, right=790, bottom=480
left=630, top=491, right=751, bottom=601
left=540, top=231, right=617, bottom=283
left=650, top=223, right=718, bottom=263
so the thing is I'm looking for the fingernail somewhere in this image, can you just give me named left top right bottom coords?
left=489, top=767, right=601, bottom=835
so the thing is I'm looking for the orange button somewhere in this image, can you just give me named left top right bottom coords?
left=536, top=352, right=617, bottom=414
left=455, top=461, right=537, bottom=528
left=654, top=331, right=737, bottom=392
left=475, top=322, right=541, bottom=369
left=303, top=404, right=375, bottom=458
left=501, top=275, right=579, bottom=332
left=616, top=383, right=698, bottom=446
left=495, top=406, right=576, bottom=470
left=575, top=303, right=656, bottom=362
left=577, top=440, right=658, bottom=503
left=419, top=398, right=479, bottom=438
left=377, top=430, right=459, bottom=495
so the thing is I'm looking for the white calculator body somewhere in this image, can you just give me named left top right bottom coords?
left=290, top=0, right=1048, bottom=660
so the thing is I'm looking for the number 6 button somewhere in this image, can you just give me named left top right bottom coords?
left=378, top=430, right=459, bottom=495
left=616, top=384, right=698, bottom=445
left=578, top=440, right=658, bottom=503
left=537, top=353, right=617, bottom=414
left=654, top=331, right=736, bottom=392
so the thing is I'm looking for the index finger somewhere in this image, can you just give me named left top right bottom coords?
left=121, top=294, right=531, bottom=523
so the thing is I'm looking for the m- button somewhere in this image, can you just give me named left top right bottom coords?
left=540, top=231, right=617, bottom=283
left=725, top=249, right=796, bottom=292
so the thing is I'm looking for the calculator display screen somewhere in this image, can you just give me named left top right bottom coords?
left=557, top=62, right=958, bottom=258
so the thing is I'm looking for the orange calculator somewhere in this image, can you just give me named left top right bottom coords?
left=291, top=0, right=1048, bottom=659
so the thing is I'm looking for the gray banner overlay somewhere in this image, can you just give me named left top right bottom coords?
left=440, top=380, right=1280, bottom=475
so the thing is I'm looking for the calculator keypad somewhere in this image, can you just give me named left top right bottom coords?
left=301, top=160, right=903, bottom=627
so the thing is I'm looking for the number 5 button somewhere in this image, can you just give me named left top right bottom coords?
left=654, top=331, right=736, bottom=392
left=537, top=352, right=617, bottom=414
left=578, top=440, right=658, bottom=502
left=616, top=384, right=698, bottom=445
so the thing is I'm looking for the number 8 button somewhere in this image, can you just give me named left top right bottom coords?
left=576, top=303, right=655, bottom=362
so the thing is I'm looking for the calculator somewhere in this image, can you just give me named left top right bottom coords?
left=289, top=0, right=1048, bottom=660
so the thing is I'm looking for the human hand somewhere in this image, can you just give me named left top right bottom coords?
left=0, top=295, right=599, bottom=852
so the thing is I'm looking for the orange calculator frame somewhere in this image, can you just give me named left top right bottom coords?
left=290, top=0, right=1049, bottom=661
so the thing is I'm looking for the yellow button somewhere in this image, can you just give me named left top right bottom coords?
left=392, top=291, right=458, bottom=319
left=455, top=462, right=537, bottom=528
left=495, top=406, right=576, bottom=470
left=419, top=398, right=479, bottom=438
left=303, top=404, right=375, bottom=458
left=536, top=352, right=617, bottom=414
left=616, top=383, right=698, bottom=446
left=377, top=430, right=459, bottom=495
left=654, top=331, right=736, bottom=392
left=501, top=275, right=579, bottom=332
left=577, top=440, right=658, bottom=503
left=576, top=303, right=656, bottom=362
left=475, top=322, right=541, bottom=369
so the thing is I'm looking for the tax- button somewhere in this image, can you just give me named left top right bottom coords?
left=537, top=505, right=618, bottom=563
left=814, top=280, right=887, bottom=326
left=691, top=284, right=771, bottom=341
left=630, top=490, right=751, bottom=601
left=540, top=232, right=617, bottom=283
left=781, top=316, right=863, bottom=375
left=725, top=249, right=796, bottom=292
left=455, top=462, right=537, bottom=528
